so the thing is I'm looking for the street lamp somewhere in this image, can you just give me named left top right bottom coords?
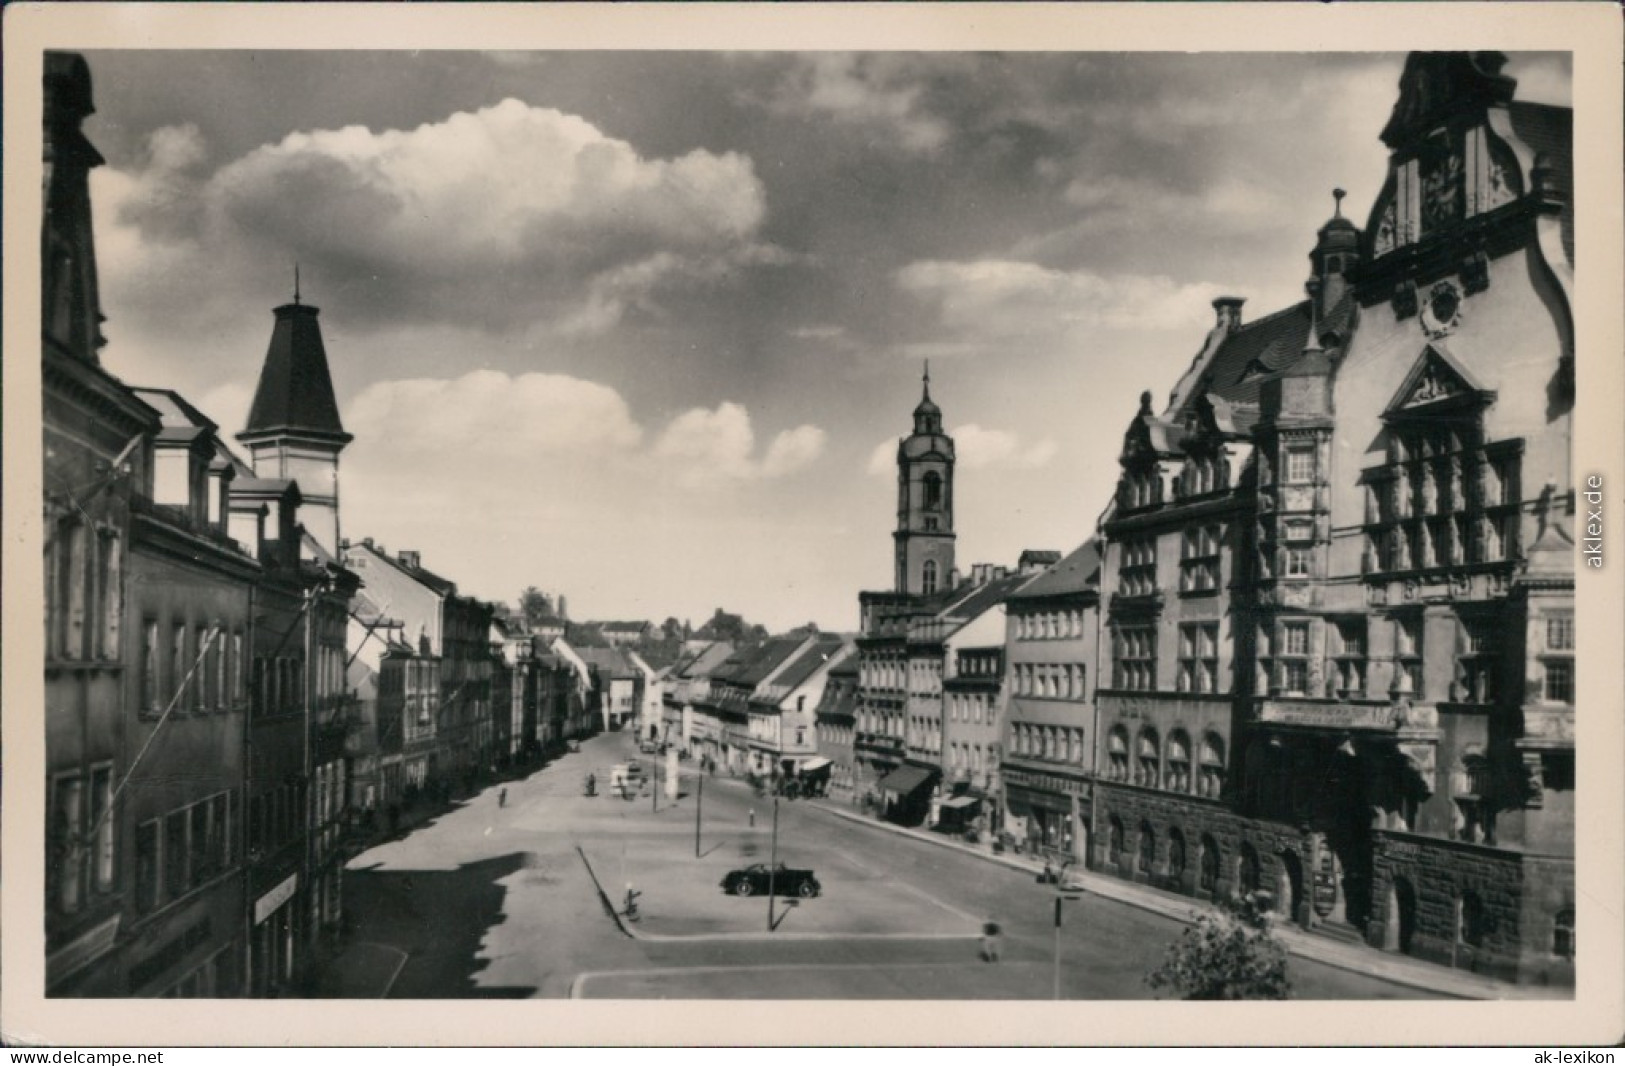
left=766, top=796, right=780, bottom=932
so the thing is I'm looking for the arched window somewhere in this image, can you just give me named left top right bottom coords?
left=1167, top=730, right=1192, bottom=793
left=1238, top=843, right=1261, bottom=897
left=1138, top=821, right=1156, bottom=874
left=922, top=472, right=943, bottom=511
left=1137, top=727, right=1161, bottom=788
left=1168, top=829, right=1187, bottom=883
left=1459, top=891, right=1486, bottom=947
left=1200, top=733, right=1226, bottom=798
left=922, top=560, right=938, bottom=595
left=1200, top=835, right=1221, bottom=893
left=1109, top=816, right=1126, bottom=867
left=1108, top=726, right=1130, bottom=781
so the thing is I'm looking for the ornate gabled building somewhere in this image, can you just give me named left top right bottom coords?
left=1092, top=51, right=1574, bottom=985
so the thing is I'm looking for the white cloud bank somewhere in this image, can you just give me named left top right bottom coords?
left=656, top=402, right=826, bottom=488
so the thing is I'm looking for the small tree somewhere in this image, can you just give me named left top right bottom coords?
left=1146, top=891, right=1291, bottom=1000
left=518, top=587, right=555, bottom=627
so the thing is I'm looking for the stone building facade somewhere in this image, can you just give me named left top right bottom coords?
left=1089, top=52, right=1574, bottom=985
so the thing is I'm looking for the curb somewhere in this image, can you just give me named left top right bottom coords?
left=801, top=799, right=1552, bottom=1001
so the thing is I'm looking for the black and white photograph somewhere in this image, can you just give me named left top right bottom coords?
left=8, top=1, right=1623, bottom=1048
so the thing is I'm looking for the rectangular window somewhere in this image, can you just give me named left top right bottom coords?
left=1456, top=619, right=1497, bottom=704
left=1331, top=619, right=1367, bottom=696
left=171, top=623, right=188, bottom=708
left=99, top=532, right=121, bottom=660
left=1395, top=616, right=1424, bottom=697
left=65, top=522, right=88, bottom=660
left=1178, top=623, right=1219, bottom=694
left=1279, top=621, right=1310, bottom=695
left=191, top=802, right=212, bottom=885
left=1285, top=446, right=1314, bottom=484
left=1116, top=626, right=1157, bottom=691
left=1179, top=525, right=1221, bottom=594
left=165, top=810, right=189, bottom=901
left=136, top=820, right=160, bottom=913
left=142, top=620, right=161, bottom=713
left=1121, top=538, right=1158, bottom=598
left=91, top=765, right=115, bottom=892
left=52, top=774, right=85, bottom=913
left=193, top=627, right=208, bottom=711
left=1547, top=615, right=1574, bottom=652
left=1283, top=547, right=1312, bottom=578
left=1544, top=660, right=1573, bottom=704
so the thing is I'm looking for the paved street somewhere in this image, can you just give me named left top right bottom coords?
left=317, top=729, right=1449, bottom=1000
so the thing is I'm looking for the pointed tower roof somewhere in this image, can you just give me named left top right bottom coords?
left=911, top=360, right=943, bottom=435
left=240, top=296, right=351, bottom=444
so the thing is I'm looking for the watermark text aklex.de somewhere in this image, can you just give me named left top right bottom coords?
left=1582, top=474, right=1604, bottom=568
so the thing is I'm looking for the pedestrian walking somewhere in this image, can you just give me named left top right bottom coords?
left=981, top=915, right=1003, bottom=962
left=499, top=787, right=508, bottom=808
left=748, top=808, right=756, bottom=828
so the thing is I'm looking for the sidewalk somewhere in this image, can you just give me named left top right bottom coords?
left=802, top=794, right=1565, bottom=1002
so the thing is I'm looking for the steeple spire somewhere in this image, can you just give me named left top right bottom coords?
left=1332, top=187, right=1346, bottom=219
left=293, top=262, right=301, bottom=306
left=923, top=359, right=931, bottom=401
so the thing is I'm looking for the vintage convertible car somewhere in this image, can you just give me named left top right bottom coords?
left=719, top=862, right=821, bottom=898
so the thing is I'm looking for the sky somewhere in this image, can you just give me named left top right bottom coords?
left=79, top=49, right=1571, bottom=632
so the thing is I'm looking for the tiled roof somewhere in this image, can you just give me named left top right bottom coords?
left=1508, top=101, right=1573, bottom=264
left=940, top=571, right=1032, bottom=624
left=1010, top=538, right=1101, bottom=600
left=242, top=303, right=349, bottom=441
left=736, top=637, right=809, bottom=687
left=766, top=635, right=846, bottom=694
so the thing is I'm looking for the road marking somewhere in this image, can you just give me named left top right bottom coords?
left=571, top=961, right=982, bottom=999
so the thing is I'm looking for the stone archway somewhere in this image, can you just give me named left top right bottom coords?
left=1278, top=849, right=1305, bottom=924
left=1382, top=875, right=1418, bottom=954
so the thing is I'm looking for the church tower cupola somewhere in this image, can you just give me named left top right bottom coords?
left=893, top=362, right=956, bottom=596
left=237, top=277, right=353, bottom=557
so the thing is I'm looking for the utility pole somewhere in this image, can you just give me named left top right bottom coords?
left=1053, top=861, right=1082, bottom=1001
left=694, top=773, right=703, bottom=858
left=651, top=756, right=658, bottom=813
left=767, top=796, right=779, bottom=931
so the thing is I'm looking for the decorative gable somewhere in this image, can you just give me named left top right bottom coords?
left=1382, top=342, right=1494, bottom=418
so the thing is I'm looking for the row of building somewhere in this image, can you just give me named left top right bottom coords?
left=658, top=52, right=1576, bottom=987
left=41, top=53, right=643, bottom=997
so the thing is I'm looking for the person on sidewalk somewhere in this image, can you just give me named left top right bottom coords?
left=981, top=915, right=1003, bottom=962
left=499, top=787, right=508, bottom=808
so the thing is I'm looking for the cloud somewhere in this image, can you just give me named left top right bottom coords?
left=765, top=54, right=952, bottom=152
left=654, top=402, right=825, bottom=488
left=344, top=369, right=643, bottom=459
left=896, top=258, right=1225, bottom=341
left=94, top=100, right=776, bottom=337
left=195, top=382, right=254, bottom=440
left=866, top=424, right=1056, bottom=477
left=952, top=424, right=1059, bottom=471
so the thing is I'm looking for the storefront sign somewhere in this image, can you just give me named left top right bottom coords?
left=254, top=873, right=299, bottom=925
left=47, top=914, right=120, bottom=986
left=1257, top=700, right=1395, bottom=731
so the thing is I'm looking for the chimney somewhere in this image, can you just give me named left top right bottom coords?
left=398, top=550, right=421, bottom=569
left=1212, top=296, right=1245, bottom=330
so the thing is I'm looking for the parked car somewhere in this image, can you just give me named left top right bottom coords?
left=720, top=863, right=821, bottom=899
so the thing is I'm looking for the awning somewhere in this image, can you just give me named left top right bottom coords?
left=879, top=764, right=935, bottom=796
left=800, top=756, right=833, bottom=773
left=940, top=795, right=981, bottom=811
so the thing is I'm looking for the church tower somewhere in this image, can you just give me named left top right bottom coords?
left=894, top=363, right=956, bottom=595
left=236, top=280, right=352, bottom=556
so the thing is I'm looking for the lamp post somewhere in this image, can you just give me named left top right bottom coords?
left=766, top=795, right=780, bottom=931
left=1052, top=859, right=1082, bottom=1000
left=694, top=771, right=704, bottom=858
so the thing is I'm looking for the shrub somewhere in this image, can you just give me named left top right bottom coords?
left=1145, top=891, right=1291, bottom=1000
